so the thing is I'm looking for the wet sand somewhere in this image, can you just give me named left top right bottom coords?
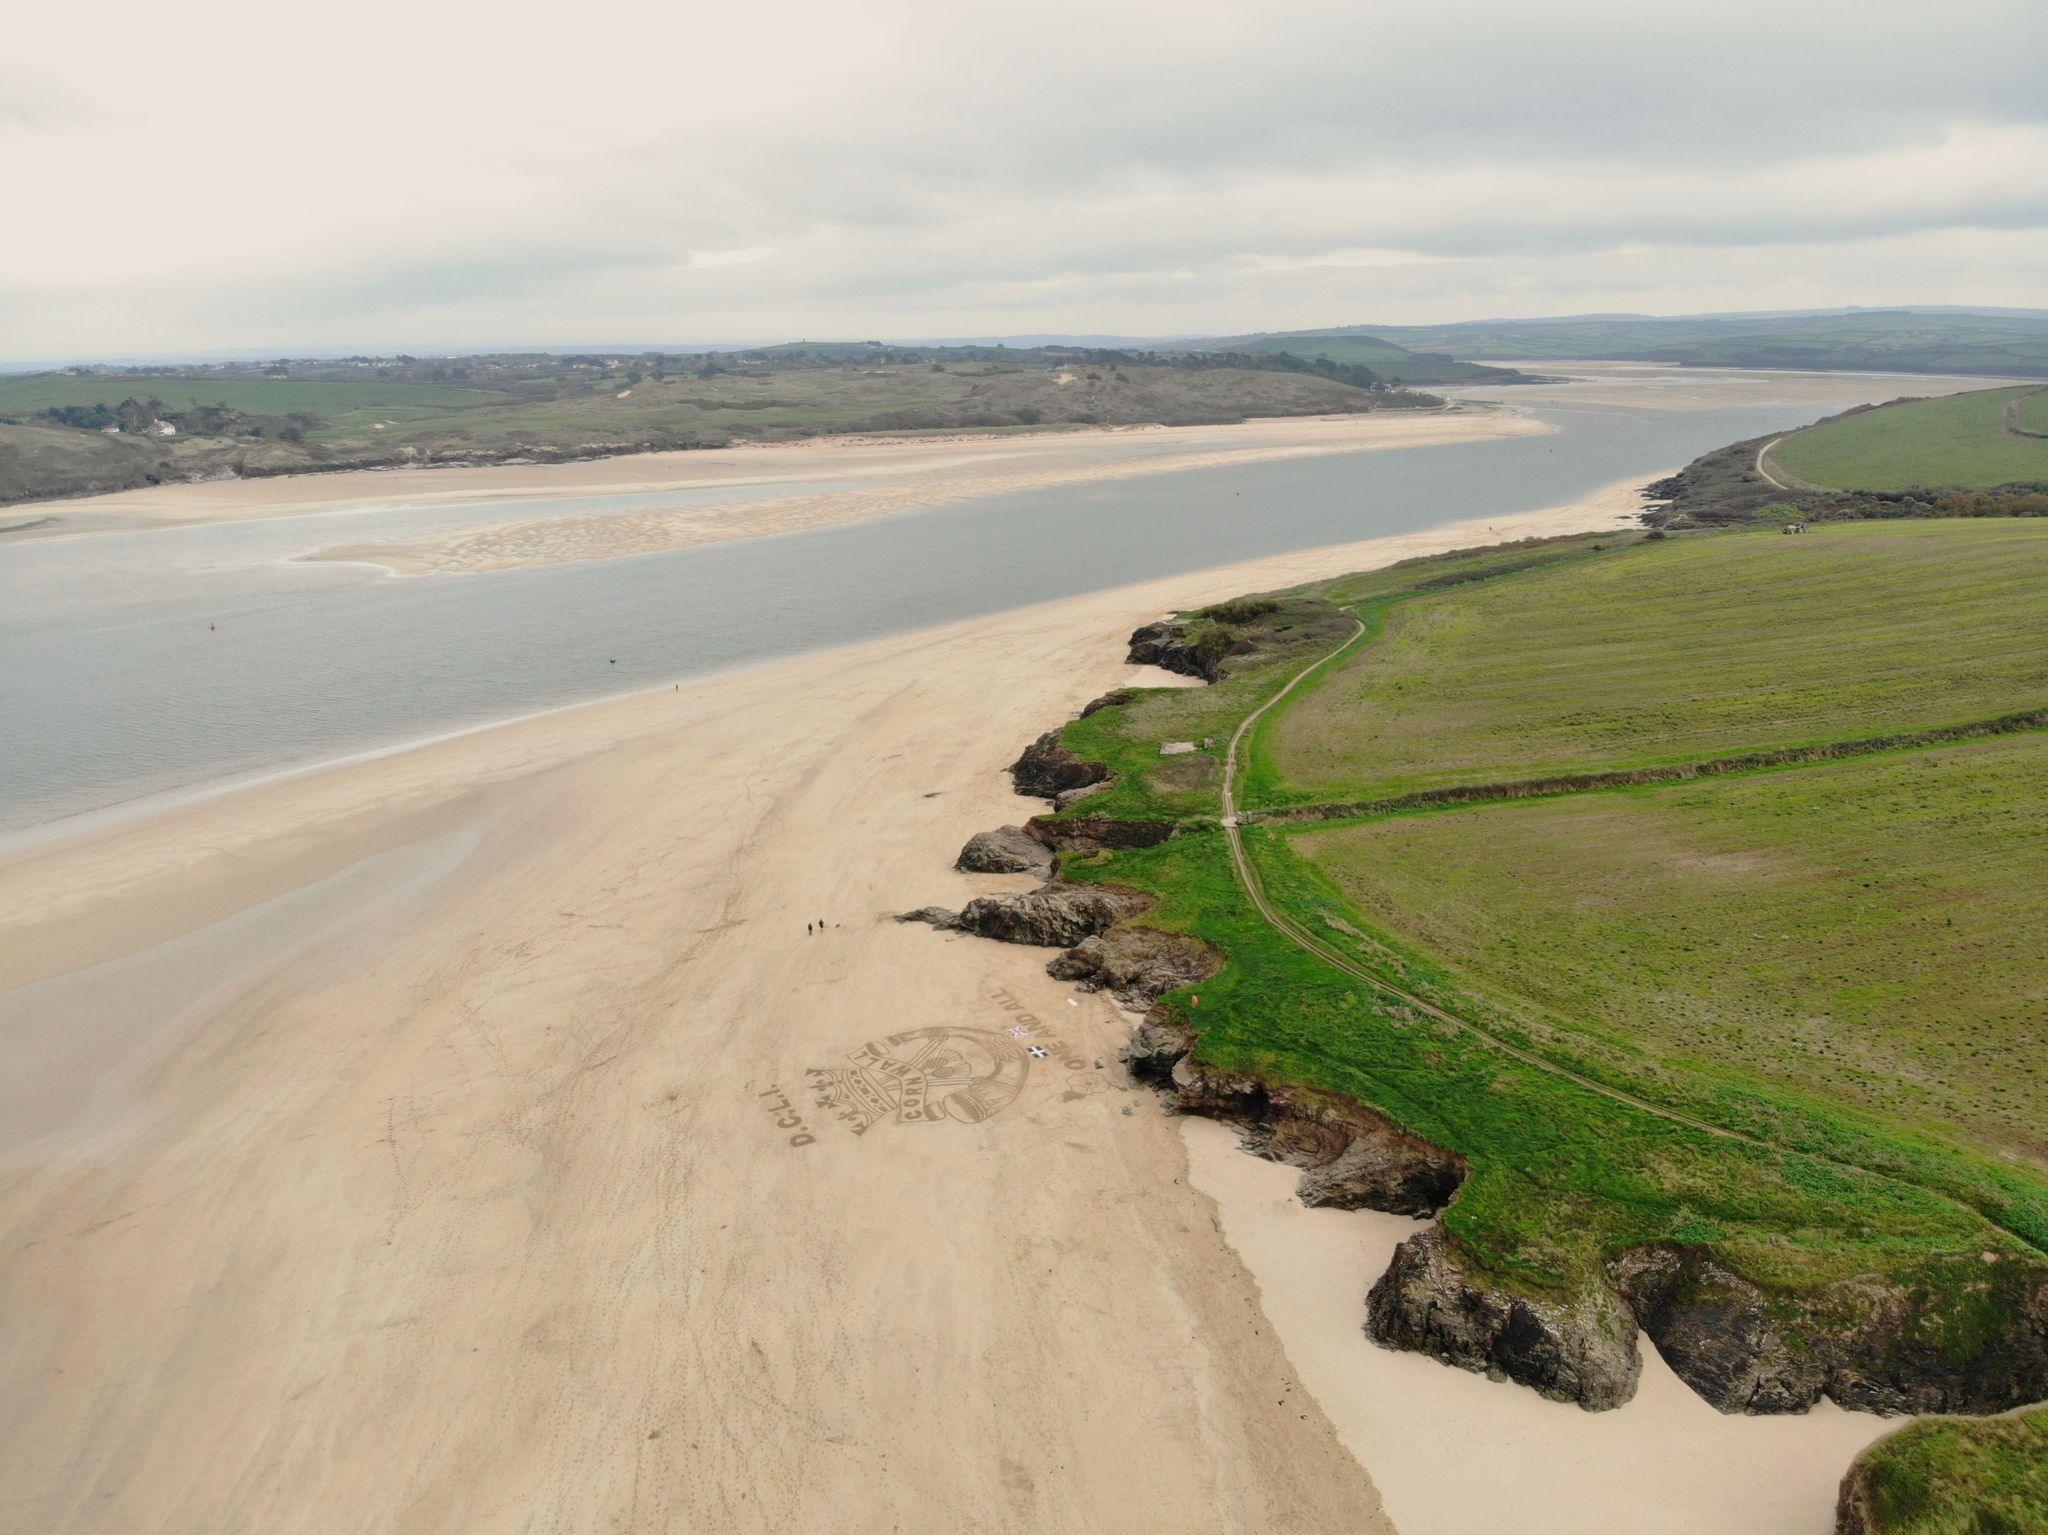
left=304, top=411, right=1546, bottom=574
left=0, top=477, right=1829, bottom=1535
left=19, top=408, right=1544, bottom=565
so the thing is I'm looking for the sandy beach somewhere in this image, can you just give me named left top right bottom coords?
left=20, top=409, right=1544, bottom=569
left=0, top=474, right=1886, bottom=1535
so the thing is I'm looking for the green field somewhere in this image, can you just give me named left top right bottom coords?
left=0, top=373, right=501, bottom=430
left=1024, top=521, right=2048, bottom=1457
left=1844, top=1409, right=2048, bottom=1535
left=1252, top=521, right=2048, bottom=805
left=2014, top=386, right=2048, bottom=436
left=1296, top=733, right=2048, bottom=1161
left=1767, top=388, right=2048, bottom=492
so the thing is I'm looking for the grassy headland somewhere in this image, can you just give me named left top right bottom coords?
left=970, top=519, right=2047, bottom=1461
left=1766, top=387, right=2048, bottom=492
left=1839, top=1408, right=2048, bottom=1535
left=1646, top=387, right=2048, bottom=530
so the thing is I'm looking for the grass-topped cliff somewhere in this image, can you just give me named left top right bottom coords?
left=1646, top=386, right=2048, bottom=529
left=920, top=517, right=2048, bottom=1524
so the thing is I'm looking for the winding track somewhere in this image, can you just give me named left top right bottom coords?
left=1210, top=610, right=2048, bottom=1256
left=1215, top=613, right=1751, bottom=1146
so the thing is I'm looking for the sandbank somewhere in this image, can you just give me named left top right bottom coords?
left=0, top=476, right=1766, bottom=1535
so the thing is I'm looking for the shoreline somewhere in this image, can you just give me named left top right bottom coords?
left=0, top=478, right=1639, bottom=1532
left=5, top=405, right=1510, bottom=541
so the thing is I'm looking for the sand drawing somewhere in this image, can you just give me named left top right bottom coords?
left=808, top=1027, right=1030, bottom=1136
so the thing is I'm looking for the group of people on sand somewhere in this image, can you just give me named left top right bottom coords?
left=807, top=918, right=830, bottom=935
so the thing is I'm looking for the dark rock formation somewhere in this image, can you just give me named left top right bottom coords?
left=1080, top=687, right=1138, bottom=717
left=1614, top=1244, right=2048, bottom=1417
left=1121, top=1012, right=1199, bottom=1086
left=1167, top=1062, right=1468, bottom=1219
left=896, top=905, right=961, bottom=928
left=1367, top=1224, right=1643, bottom=1411
left=1048, top=927, right=1221, bottom=1008
left=1009, top=730, right=1111, bottom=800
left=950, top=884, right=1152, bottom=949
left=954, top=825, right=1055, bottom=876
left=1835, top=1456, right=1882, bottom=1535
left=1611, top=1246, right=1824, bottom=1413
left=1052, top=781, right=1112, bottom=811
left=1025, top=813, right=1175, bottom=855
left=1127, top=619, right=1225, bottom=680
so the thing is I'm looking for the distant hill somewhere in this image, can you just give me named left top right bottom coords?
left=0, top=343, right=1443, bottom=508
left=1166, top=331, right=1541, bottom=387
left=1300, top=309, right=2048, bottom=379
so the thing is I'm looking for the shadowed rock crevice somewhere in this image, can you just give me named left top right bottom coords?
left=1613, top=1244, right=2048, bottom=1418
left=1368, top=1224, right=1644, bottom=1410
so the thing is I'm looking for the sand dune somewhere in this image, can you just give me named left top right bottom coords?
left=0, top=481, right=1791, bottom=1535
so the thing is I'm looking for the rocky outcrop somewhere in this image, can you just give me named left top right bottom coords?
left=1025, top=813, right=1175, bottom=855
left=1613, top=1244, right=2048, bottom=1417
left=954, top=825, right=1055, bottom=876
left=1080, top=687, right=1138, bottom=717
left=949, top=884, right=1152, bottom=949
left=1009, top=730, right=1111, bottom=800
left=1168, top=1062, right=1469, bottom=1218
left=1121, top=1013, right=1199, bottom=1086
left=1128, top=619, right=1227, bottom=680
left=1611, top=1247, right=1821, bottom=1413
left=1052, top=781, right=1112, bottom=811
left=1047, top=927, right=1221, bottom=1008
left=1368, top=1224, right=1644, bottom=1410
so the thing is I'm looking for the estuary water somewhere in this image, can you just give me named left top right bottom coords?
left=0, top=372, right=1940, bottom=836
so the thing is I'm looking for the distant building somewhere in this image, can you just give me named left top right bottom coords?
left=151, top=421, right=177, bottom=437
left=1782, top=521, right=1807, bottom=534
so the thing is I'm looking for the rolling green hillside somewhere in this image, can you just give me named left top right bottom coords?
left=1174, top=331, right=1535, bottom=385
left=1766, top=387, right=2048, bottom=492
left=1279, top=309, right=2048, bottom=379
left=994, top=520, right=2048, bottom=1467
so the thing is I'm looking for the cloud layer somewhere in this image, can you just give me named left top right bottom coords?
left=5, top=0, right=2044, bottom=358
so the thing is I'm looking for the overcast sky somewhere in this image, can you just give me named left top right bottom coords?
left=6, top=0, right=2045, bottom=360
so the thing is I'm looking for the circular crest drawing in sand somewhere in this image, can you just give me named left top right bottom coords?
left=808, top=1027, right=1029, bottom=1137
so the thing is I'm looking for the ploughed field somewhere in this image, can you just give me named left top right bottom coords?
left=1765, top=386, right=2048, bottom=493
left=1016, top=520, right=2048, bottom=1448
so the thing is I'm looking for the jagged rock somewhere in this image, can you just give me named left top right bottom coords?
left=1835, top=1457, right=1881, bottom=1535
left=954, top=825, right=1055, bottom=876
left=1611, top=1246, right=1825, bottom=1413
left=1048, top=927, right=1221, bottom=1007
left=1126, top=619, right=1210, bottom=679
left=1613, top=1243, right=2048, bottom=1416
left=1026, top=813, right=1175, bottom=854
left=1168, top=1065, right=1467, bottom=1218
left=1009, top=730, right=1111, bottom=800
left=1080, top=688, right=1138, bottom=717
left=1053, top=781, right=1112, bottom=811
left=1121, top=1011, right=1198, bottom=1086
left=896, top=905, right=960, bottom=927
left=951, top=884, right=1151, bottom=948
left=1367, top=1224, right=1643, bottom=1411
